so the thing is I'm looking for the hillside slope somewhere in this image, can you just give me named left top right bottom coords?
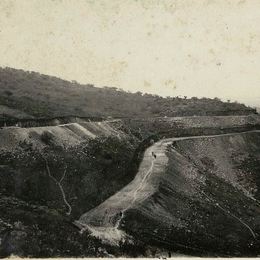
left=0, top=120, right=140, bottom=218
left=3, top=115, right=258, bottom=216
left=0, top=118, right=148, bottom=257
left=0, top=121, right=124, bottom=151
left=1, top=116, right=260, bottom=257
left=0, top=67, right=256, bottom=119
left=76, top=131, right=260, bottom=257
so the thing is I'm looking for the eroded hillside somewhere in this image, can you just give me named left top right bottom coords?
left=1, top=115, right=260, bottom=257
left=0, top=120, right=140, bottom=218
left=75, top=131, right=260, bottom=257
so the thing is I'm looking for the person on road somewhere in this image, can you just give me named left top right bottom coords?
left=151, top=152, right=157, bottom=159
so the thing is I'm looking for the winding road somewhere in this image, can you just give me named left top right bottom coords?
left=74, top=130, right=260, bottom=245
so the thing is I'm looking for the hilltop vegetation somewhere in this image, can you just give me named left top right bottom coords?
left=0, top=67, right=255, bottom=120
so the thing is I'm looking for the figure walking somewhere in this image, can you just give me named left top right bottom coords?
left=151, top=152, right=157, bottom=159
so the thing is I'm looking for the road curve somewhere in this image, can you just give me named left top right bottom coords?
left=74, top=130, right=260, bottom=245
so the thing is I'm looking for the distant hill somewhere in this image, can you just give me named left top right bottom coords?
left=0, top=67, right=256, bottom=120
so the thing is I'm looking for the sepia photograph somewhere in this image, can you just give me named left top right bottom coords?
left=0, top=0, right=260, bottom=258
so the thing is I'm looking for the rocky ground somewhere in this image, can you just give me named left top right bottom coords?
left=1, top=116, right=260, bottom=257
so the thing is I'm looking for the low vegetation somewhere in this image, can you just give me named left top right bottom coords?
left=0, top=134, right=139, bottom=218
left=0, top=67, right=255, bottom=120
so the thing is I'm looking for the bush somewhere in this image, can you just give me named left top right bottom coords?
left=41, top=131, right=53, bottom=145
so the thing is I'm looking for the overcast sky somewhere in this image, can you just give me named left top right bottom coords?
left=0, top=0, right=260, bottom=106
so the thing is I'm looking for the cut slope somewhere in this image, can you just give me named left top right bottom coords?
left=0, top=119, right=139, bottom=219
left=76, top=131, right=260, bottom=256
left=125, top=114, right=260, bottom=139
left=75, top=139, right=172, bottom=245
left=0, top=120, right=125, bottom=151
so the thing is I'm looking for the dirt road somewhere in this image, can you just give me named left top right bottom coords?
left=74, top=130, right=260, bottom=245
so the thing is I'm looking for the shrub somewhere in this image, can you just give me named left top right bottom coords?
left=41, top=131, right=53, bottom=145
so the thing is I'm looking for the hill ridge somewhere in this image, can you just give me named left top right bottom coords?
left=0, top=67, right=256, bottom=119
